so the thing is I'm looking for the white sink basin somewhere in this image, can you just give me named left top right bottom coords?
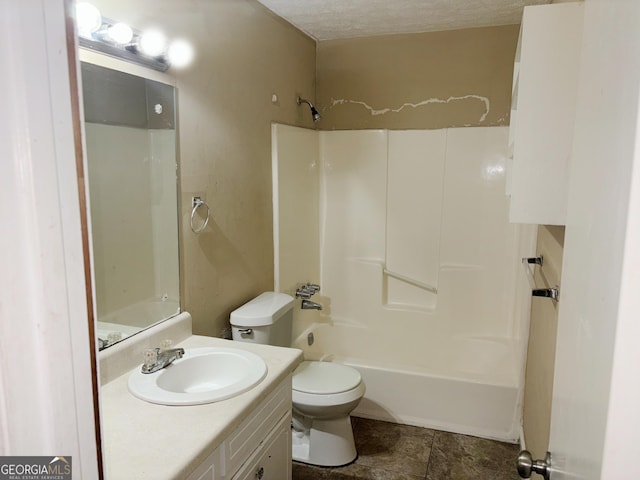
left=128, top=347, right=267, bottom=405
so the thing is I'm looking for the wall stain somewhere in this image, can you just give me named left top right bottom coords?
left=328, top=95, right=491, bottom=122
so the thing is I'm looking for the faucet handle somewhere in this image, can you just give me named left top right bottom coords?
left=143, top=348, right=159, bottom=370
left=160, top=339, right=173, bottom=351
left=295, top=287, right=312, bottom=299
left=305, top=283, right=321, bottom=293
left=296, top=283, right=320, bottom=299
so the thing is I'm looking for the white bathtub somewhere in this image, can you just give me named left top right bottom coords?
left=348, top=359, right=520, bottom=443
left=297, top=320, right=524, bottom=443
left=322, top=337, right=523, bottom=443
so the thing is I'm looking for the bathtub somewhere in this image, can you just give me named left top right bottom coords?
left=328, top=337, right=523, bottom=443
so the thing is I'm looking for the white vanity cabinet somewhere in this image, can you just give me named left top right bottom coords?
left=187, top=449, right=223, bottom=480
left=231, top=414, right=291, bottom=480
left=508, top=3, right=584, bottom=225
left=186, top=377, right=292, bottom=480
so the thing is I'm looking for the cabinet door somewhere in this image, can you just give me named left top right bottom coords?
left=509, top=3, right=584, bottom=225
left=225, top=378, right=291, bottom=475
left=185, top=446, right=223, bottom=480
left=231, top=413, right=291, bottom=480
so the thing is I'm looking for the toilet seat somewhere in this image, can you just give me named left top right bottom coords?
left=293, top=361, right=362, bottom=394
left=292, top=361, right=364, bottom=407
left=292, top=382, right=366, bottom=408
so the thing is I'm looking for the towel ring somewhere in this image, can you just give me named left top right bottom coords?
left=190, top=196, right=210, bottom=234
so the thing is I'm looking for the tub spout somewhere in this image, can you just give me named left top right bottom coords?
left=301, top=299, right=322, bottom=310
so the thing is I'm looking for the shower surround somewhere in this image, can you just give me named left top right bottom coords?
left=272, top=124, right=536, bottom=441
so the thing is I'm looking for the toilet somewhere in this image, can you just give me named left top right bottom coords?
left=230, top=292, right=365, bottom=467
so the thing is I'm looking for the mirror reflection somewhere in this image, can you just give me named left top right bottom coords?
left=81, top=62, right=180, bottom=350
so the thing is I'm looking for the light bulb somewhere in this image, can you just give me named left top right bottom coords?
left=106, top=22, right=133, bottom=45
left=76, top=2, right=102, bottom=38
left=139, top=29, right=167, bottom=57
left=167, top=39, right=194, bottom=68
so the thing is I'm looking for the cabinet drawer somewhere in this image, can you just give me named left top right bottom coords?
left=231, top=413, right=291, bottom=480
left=225, top=375, right=291, bottom=476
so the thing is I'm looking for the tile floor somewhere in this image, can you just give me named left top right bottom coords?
left=292, top=417, right=521, bottom=480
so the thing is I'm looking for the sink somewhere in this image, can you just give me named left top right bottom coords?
left=128, top=347, right=267, bottom=405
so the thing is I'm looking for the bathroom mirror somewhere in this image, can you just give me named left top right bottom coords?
left=81, top=60, right=180, bottom=350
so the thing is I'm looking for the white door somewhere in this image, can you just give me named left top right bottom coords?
left=542, top=1, right=640, bottom=479
left=0, top=1, right=100, bottom=477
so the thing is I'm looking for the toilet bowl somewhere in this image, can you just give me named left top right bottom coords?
left=230, top=292, right=365, bottom=467
left=291, top=361, right=365, bottom=466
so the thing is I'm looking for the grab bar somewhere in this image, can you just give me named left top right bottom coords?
left=190, top=196, right=210, bottom=234
left=383, top=268, right=438, bottom=294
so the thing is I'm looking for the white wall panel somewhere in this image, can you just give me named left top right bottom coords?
left=386, top=130, right=446, bottom=307
left=319, top=130, right=388, bottom=322
left=441, top=127, right=523, bottom=337
left=271, top=124, right=321, bottom=346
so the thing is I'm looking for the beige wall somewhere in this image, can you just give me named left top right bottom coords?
left=92, top=0, right=316, bottom=336
left=316, top=25, right=520, bottom=130
left=271, top=124, right=322, bottom=350
left=523, top=225, right=564, bottom=457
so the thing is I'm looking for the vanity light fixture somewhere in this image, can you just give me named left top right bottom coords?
left=167, top=39, right=195, bottom=69
left=138, top=29, right=167, bottom=57
left=106, top=22, right=134, bottom=45
left=74, top=1, right=195, bottom=72
left=76, top=2, right=102, bottom=37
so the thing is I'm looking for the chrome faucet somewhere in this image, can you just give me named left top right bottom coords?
left=141, top=347, right=185, bottom=374
left=301, top=299, right=322, bottom=310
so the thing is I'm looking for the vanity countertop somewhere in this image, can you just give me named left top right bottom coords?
left=100, top=334, right=303, bottom=480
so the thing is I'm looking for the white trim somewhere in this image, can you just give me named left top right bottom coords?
left=272, top=123, right=281, bottom=292
left=519, top=423, right=526, bottom=451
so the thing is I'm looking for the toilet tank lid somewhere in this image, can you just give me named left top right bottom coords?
left=230, top=292, right=294, bottom=327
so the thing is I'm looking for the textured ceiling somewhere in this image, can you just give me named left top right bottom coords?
left=256, top=0, right=550, bottom=40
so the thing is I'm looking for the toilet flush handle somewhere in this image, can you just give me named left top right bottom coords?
left=238, top=328, right=253, bottom=335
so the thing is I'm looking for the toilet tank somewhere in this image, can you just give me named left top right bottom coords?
left=230, top=292, right=294, bottom=347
